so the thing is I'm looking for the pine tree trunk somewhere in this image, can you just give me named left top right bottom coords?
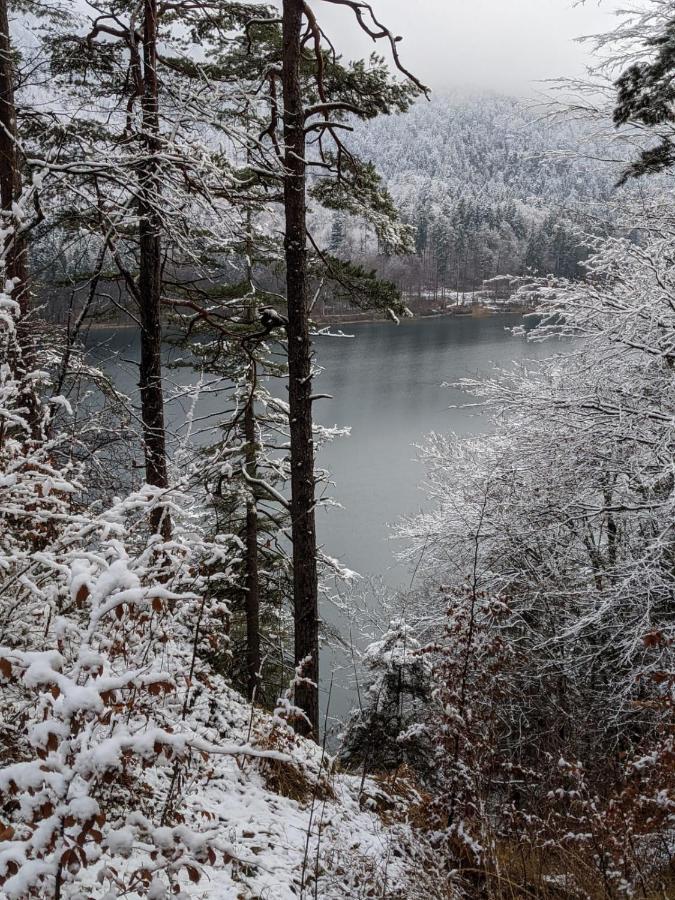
left=243, top=215, right=261, bottom=700
left=282, top=0, right=319, bottom=739
left=244, top=395, right=261, bottom=700
left=0, top=0, right=40, bottom=438
left=139, top=0, right=171, bottom=540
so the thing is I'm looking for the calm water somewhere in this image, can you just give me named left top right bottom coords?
left=89, top=315, right=558, bottom=725
left=314, top=315, right=532, bottom=586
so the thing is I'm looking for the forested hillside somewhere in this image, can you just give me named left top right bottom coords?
left=325, top=91, right=617, bottom=297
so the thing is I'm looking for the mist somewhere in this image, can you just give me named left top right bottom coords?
left=310, top=0, right=621, bottom=95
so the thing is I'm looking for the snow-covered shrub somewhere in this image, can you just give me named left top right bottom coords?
left=425, top=588, right=518, bottom=874
left=398, top=202, right=675, bottom=895
left=339, top=618, right=433, bottom=775
left=0, top=557, right=200, bottom=897
left=0, top=198, right=234, bottom=896
left=0, top=469, right=241, bottom=898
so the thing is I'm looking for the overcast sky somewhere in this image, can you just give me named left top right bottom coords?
left=64, top=0, right=624, bottom=97
left=313, top=0, right=621, bottom=95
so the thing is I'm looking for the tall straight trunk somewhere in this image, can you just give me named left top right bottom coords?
left=244, top=396, right=261, bottom=699
left=0, top=0, right=40, bottom=438
left=0, top=2, right=25, bottom=310
left=244, top=209, right=261, bottom=700
left=282, top=0, right=319, bottom=739
left=139, top=0, right=171, bottom=540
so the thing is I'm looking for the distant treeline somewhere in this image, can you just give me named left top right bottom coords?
left=316, top=91, right=619, bottom=300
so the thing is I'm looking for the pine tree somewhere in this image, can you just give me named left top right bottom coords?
left=39, top=1, right=270, bottom=537
left=271, top=0, right=425, bottom=739
left=613, top=12, right=675, bottom=182
left=339, top=619, right=432, bottom=775
left=137, top=0, right=171, bottom=540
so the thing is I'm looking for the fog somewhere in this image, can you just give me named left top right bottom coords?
left=310, top=0, right=622, bottom=95
left=63, top=1, right=623, bottom=96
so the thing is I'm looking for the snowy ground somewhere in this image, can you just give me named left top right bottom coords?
left=172, top=687, right=426, bottom=899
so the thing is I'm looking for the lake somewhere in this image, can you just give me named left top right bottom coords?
left=89, top=314, right=558, bottom=728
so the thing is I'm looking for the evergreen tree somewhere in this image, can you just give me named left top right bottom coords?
left=271, top=0, right=425, bottom=738
left=339, top=619, right=432, bottom=776
left=39, top=1, right=271, bottom=536
left=613, top=11, right=675, bottom=182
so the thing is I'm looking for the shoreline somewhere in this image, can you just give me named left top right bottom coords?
left=80, top=306, right=534, bottom=331
left=313, top=306, right=533, bottom=327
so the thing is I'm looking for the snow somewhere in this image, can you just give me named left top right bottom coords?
left=67, top=796, right=101, bottom=822
left=149, top=691, right=419, bottom=900
left=5, top=683, right=422, bottom=898
left=49, top=395, right=73, bottom=416
left=104, top=828, right=135, bottom=856
left=0, top=119, right=438, bottom=900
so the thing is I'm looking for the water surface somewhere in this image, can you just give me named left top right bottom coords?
left=89, top=314, right=558, bottom=725
left=312, top=314, right=547, bottom=586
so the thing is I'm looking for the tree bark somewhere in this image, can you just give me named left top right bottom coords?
left=282, top=0, right=319, bottom=739
left=244, top=395, right=261, bottom=700
left=0, top=1, right=26, bottom=313
left=139, top=0, right=171, bottom=540
left=243, top=213, right=261, bottom=701
left=0, top=0, right=41, bottom=439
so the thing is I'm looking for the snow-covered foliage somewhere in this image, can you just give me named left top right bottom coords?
left=340, top=619, right=432, bottom=774
left=3, top=0, right=673, bottom=895
left=0, top=394, right=436, bottom=899
left=0, top=624, right=439, bottom=898
left=319, top=90, right=622, bottom=298
left=397, top=197, right=675, bottom=895
left=0, top=179, right=445, bottom=898
left=404, top=215, right=675, bottom=736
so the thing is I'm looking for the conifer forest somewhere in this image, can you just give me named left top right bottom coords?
left=0, top=1, right=673, bottom=898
